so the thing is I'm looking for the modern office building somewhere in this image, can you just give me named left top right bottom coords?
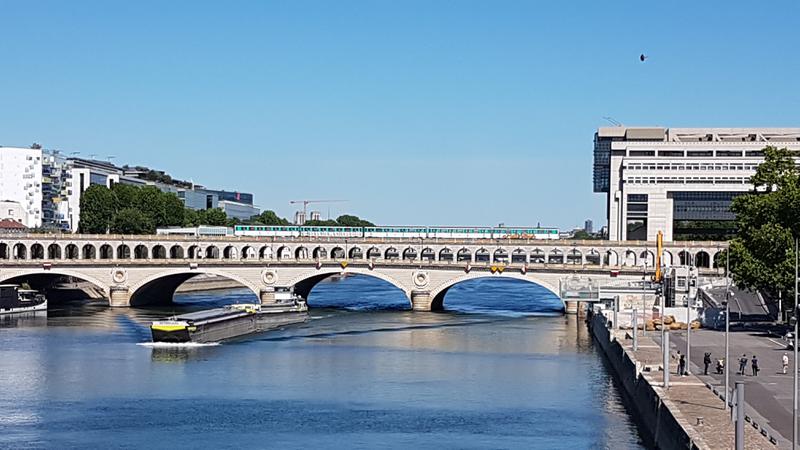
left=584, top=219, right=593, bottom=234
left=593, top=127, right=800, bottom=241
left=218, top=200, right=260, bottom=221
left=0, top=146, right=43, bottom=228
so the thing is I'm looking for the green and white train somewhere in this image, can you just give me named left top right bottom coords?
left=233, top=225, right=560, bottom=240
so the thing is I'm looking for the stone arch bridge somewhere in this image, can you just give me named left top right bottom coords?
left=0, top=234, right=726, bottom=311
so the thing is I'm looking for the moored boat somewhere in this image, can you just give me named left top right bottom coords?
left=0, top=285, right=48, bottom=315
left=150, top=296, right=308, bottom=344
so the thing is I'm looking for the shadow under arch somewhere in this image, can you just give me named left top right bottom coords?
left=288, top=269, right=410, bottom=308
left=0, top=269, right=111, bottom=304
left=428, top=273, right=564, bottom=313
left=128, top=270, right=260, bottom=307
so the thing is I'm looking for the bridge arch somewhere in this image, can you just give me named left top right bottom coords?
left=312, top=246, right=327, bottom=260
left=457, top=248, right=471, bottom=262
left=12, top=243, right=26, bottom=259
left=169, top=245, right=184, bottom=259
left=223, top=245, right=237, bottom=260
left=367, top=247, right=381, bottom=260
left=439, top=248, right=453, bottom=262
left=421, top=247, right=435, bottom=261
left=287, top=268, right=411, bottom=303
left=0, top=268, right=111, bottom=301
left=330, top=247, right=345, bottom=260
left=530, top=249, right=545, bottom=264
left=295, top=246, right=309, bottom=260
left=241, top=245, right=256, bottom=260
left=402, top=247, right=417, bottom=261
left=695, top=250, right=711, bottom=268
left=152, top=245, right=167, bottom=259
left=259, top=245, right=273, bottom=259
left=65, top=244, right=79, bottom=260
left=493, top=248, right=508, bottom=263
left=117, top=244, right=131, bottom=259
left=475, top=248, right=489, bottom=263
left=511, top=248, right=527, bottom=264
left=566, top=248, right=582, bottom=265
left=385, top=247, right=399, bottom=260
left=348, top=246, right=363, bottom=259
left=31, top=243, right=45, bottom=259
left=128, top=269, right=261, bottom=307
left=82, top=244, right=97, bottom=260
left=586, top=249, right=601, bottom=265
left=428, top=273, right=562, bottom=311
left=134, top=244, right=148, bottom=259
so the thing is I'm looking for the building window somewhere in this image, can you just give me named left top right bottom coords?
left=626, top=219, right=647, bottom=240
left=627, top=194, right=648, bottom=203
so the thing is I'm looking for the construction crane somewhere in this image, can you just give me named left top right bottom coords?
left=289, top=199, right=348, bottom=218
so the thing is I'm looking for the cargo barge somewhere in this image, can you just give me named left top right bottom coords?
left=150, top=298, right=308, bottom=343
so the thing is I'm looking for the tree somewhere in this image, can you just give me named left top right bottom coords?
left=336, top=214, right=375, bottom=227
left=79, top=185, right=117, bottom=233
left=253, top=210, right=290, bottom=225
left=202, top=208, right=228, bottom=226
left=304, top=219, right=339, bottom=226
left=136, top=186, right=168, bottom=227
left=728, top=146, right=800, bottom=301
left=110, top=208, right=154, bottom=234
left=183, top=208, right=200, bottom=227
left=112, top=183, right=140, bottom=210
left=162, top=192, right=185, bottom=227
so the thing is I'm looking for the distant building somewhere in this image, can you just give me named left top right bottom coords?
left=218, top=200, right=260, bottom=221
left=0, top=146, right=42, bottom=228
left=584, top=219, right=593, bottom=234
left=0, top=218, right=28, bottom=234
left=310, top=211, right=321, bottom=221
left=294, top=211, right=306, bottom=225
left=0, top=201, right=28, bottom=225
left=593, top=127, right=800, bottom=241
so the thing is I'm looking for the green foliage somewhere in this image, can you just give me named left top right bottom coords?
left=201, top=208, right=228, bottom=226
left=728, top=146, right=800, bottom=300
left=304, top=219, right=339, bottom=226
left=251, top=210, right=290, bottom=225
left=81, top=183, right=192, bottom=234
left=335, top=214, right=375, bottom=227
left=78, top=185, right=117, bottom=233
left=111, top=208, right=154, bottom=234
left=572, top=230, right=601, bottom=240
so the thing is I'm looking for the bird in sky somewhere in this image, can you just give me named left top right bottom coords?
left=639, top=54, right=648, bottom=62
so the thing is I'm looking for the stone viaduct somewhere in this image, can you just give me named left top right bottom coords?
left=0, top=234, right=727, bottom=311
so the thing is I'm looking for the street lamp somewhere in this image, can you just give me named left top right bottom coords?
left=642, top=259, right=648, bottom=336
left=725, top=250, right=731, bottom=414
left=793, top=237, right=798, bottom=450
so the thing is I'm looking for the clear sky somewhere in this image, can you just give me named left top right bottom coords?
left=1, top=1, right=798, bottom=229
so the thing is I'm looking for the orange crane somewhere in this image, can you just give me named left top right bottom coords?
left=289, top=199, right=348, bottom=218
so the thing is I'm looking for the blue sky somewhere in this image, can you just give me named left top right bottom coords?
left=1, top=1, right=798, bottom=229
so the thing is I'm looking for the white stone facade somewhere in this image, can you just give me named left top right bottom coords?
left=594, top=127, right=800, bottom=241
left=0, top=147, right=43, bottom=228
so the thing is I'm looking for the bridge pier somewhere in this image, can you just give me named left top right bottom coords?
left=259, top=288, right=275, bottom=304
left=411, top=290, right=435, bottom=312
left=565, top=300, right=579, bottom=315
left=109, top=286, right=130, bottom=307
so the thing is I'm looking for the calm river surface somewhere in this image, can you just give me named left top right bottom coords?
left=1, top=276, right=644, bottom=449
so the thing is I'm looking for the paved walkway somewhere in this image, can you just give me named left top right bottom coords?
left=656, top=328, right=796, bottom=448
left=615, top=330, right=776, bottom=449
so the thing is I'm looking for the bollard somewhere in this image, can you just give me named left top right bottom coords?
left=735, top=381, right=744, bottom=450
left=632, top=308, right=638, bottom=351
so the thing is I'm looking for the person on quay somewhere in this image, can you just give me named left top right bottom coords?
left=716, top=358, right=725, bottom=375
left=703, top=352, right=712, bottom=375
left=783, top=353, right=789, bottom=375
left=678, top=353, right=686, bottom=376
left=739, top=354, right=748, bottom=375
left=751, top=355, right=759, bottom=376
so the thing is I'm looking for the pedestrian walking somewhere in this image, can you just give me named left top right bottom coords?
left=751, top=355, right=759, bottom=376
left=738, top=354, right=748, bottom=375
left=783, top=353, right=789, bottom=375
left=679, top=354, right=687, bottom=376
left=703, top=352, right=712, bottom=375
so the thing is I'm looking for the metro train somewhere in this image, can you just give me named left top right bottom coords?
left=232, top=225, right=560, bottom=240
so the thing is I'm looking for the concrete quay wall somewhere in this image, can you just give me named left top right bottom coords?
left=589, top=312, right=705, bottom=450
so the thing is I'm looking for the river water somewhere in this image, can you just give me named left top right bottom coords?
left=0, top=276, right=644, bottom=449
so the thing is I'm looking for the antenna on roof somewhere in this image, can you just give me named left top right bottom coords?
left=602, top=116, right=623, bottom=127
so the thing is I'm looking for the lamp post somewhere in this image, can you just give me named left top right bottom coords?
left=725, top=250, right=731, bottom=414
left=686, top=266, right=697, bottom=375
left=642, top=260, right=648, bottom=336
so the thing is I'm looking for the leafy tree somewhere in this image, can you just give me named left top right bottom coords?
left=336, top=214, right=375, bottom=227
left=202, top=208, right=228, bottom=226
left=79, top=185, right=117, bottom=233
left=253, top=210, right=290, bottom=225
left=112, top=183, right=140, bottom=210
left=183, top=208, right=200, bottom=227
left=728, top=146, right=800, bottom=301
left=111, top=208, right=154, bottom=234
left=226, top=217, right=241, bottom=227
left=136, top=186, right=168, bottom=227
left=162, top=192, right=185, bottom=226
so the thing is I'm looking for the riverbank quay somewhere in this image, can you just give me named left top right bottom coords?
left=589, top=311, right=776, bottom=449
left=663, top=328, right=793, bottom=447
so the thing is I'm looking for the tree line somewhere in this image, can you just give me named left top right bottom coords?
left=78, top=184, right=373, bottom=234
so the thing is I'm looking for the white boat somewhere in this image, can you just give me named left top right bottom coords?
left=0, top=285, right=48, bottom=315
